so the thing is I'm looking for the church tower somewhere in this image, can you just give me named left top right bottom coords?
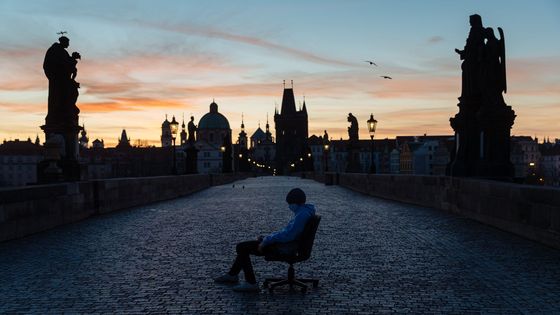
left=237, top=114, right=248, bottom=150
left=161, top=115, right=172, bottom=147
left=180, top=115, right=187, bottom=146
left=116, top=129, right=131, bottom=149
left=274, top=81, right=309, bottom=174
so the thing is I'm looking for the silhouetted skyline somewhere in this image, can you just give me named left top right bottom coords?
left=1, top=0, right=559, bottom=146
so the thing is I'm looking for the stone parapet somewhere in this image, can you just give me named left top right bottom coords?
left=0, top=173, right=249, bottom=242
left=333, top=173, right=560, bottom=249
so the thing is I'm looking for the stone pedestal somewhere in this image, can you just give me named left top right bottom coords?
left=476, top=105, right=516, bottom=178
left=345, top=141, right=361, bottom=173
left=38, top=123, right=82, bottom=183
left=449, top=96, right=515, bottom=179
left=185, top=145, right=198, bottom=174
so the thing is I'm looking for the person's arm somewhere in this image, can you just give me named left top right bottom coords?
left=260, top=211, right=311, bottom=247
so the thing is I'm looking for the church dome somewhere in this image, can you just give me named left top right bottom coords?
left=198, top=101, right=230, bottom=129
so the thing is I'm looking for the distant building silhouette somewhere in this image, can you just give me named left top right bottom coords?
left=196, top=100, right=232, bottom=173
left=0, top=138, right=43, bottom=187
left=161, top=115, right=172, bottom=147
left=249, top=116, right=275, bottom=171
left=180, top=117, right=187, bottom=146
left=79, top=125, right=89, bottom=149
left=274, top=83, right=309, bottom=174
left=92, top=138, right=104, bottom=149
left=116, top=129, right=131, bottom=149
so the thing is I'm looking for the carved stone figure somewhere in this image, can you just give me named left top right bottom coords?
left=481, top=27, right=506, bottom=106
left=455, top=14, right=485, bottom=99
left=347, top=113, right=359, bottom=142
left=187, top=116, right=197, bottom=144
left=43, top=35, right=81, bottom=125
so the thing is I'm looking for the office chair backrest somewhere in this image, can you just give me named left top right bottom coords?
left=297, top=215, right=321, bottom=261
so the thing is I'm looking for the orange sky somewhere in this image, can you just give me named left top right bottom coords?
left=1, top=1, right=559, bottom=147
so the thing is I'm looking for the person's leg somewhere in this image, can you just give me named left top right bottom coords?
left=228, top=240, right=261, bottom=284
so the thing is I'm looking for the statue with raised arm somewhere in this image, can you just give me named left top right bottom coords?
left=347, top=113, right=359, bottom=142
left=455, top=14, right=485, bottom=100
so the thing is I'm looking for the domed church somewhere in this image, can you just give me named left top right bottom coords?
left=196, top=100, right=232, bottom=173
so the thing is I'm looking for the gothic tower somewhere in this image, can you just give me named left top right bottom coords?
left=274, top=81, right=309, bottom=175
left=161, top=115, right=172, bottom=147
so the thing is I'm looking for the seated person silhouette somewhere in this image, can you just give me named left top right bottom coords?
left=214, top=188, right=316, bottom=292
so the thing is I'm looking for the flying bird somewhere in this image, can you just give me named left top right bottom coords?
left=380, top=76, right=392, bottom=79
left=364, top=60, right=378, bottom=66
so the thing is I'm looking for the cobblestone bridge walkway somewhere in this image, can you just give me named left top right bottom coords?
left=1, top=176, right=560, bottom=314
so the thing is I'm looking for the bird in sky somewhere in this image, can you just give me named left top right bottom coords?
left=380, top=75, right=392, bottom=79
left=364, top=60, right=377, bottom=66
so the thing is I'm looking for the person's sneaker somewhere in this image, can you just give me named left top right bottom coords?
left=214, top=273, right=239, bottom=284
left=232, top=282, right=260, bottom=292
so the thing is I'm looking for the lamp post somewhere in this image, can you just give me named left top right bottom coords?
left=220, top=145, right=226, bottom=173
left=170, top=116, right=179, bottom=174
left=323, top=143, right=329, bottom=172
left=367, top=114, right=378, bottom=174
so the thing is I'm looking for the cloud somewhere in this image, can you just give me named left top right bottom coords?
left=427, top=36, right=444, bottom=44
left=136, top=20, right=358, bottom=68
left=80, top=97, right=190, bottom=113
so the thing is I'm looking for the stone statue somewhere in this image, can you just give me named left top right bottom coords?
left=481, top=27, right=507, bottom=106
left=455, top=14, right=485, bottom=99
left=323, top=130, right=329, bottom=143
left=347, top=113, right=359, bottom=142
left=187, top=116, right=197, bottom=144
left=449, top=15, right=515, bottom=178
left=43, top=35, right=81, bottom=125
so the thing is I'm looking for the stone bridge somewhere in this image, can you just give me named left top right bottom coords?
left=1, top=176, right=559, bottom=314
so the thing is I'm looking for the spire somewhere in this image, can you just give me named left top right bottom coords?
left=302, top=97, right=307, bottom=114
left=182, top=113, right=185, bottom=128
left=241, top=113, right=245, bottom=131
left=280, top=81, right=297, bottom=115
left=266, top=113, right=269, bottom=130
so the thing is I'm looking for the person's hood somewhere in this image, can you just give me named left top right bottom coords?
left=291, top=203, right=316, bottom=215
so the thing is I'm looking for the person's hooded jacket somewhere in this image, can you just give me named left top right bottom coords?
left=261, top=203, right=316, bottom=248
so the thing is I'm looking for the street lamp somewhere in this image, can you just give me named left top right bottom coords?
left=367, top=114, right=378, bottom=174
left=323, top=143, right=329, bottom=172
left=170, top=116, right=179, bottom=174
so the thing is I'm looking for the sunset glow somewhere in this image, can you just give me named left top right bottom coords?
left=1, top=0, right=559, bottom=147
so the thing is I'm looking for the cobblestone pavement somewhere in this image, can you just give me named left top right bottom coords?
left=1, top=176, right=560, bottom=314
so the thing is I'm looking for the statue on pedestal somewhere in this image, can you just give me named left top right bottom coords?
left=38, top=33, right=84, bottom=183
left=449, top=16, right=515, bottom=179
